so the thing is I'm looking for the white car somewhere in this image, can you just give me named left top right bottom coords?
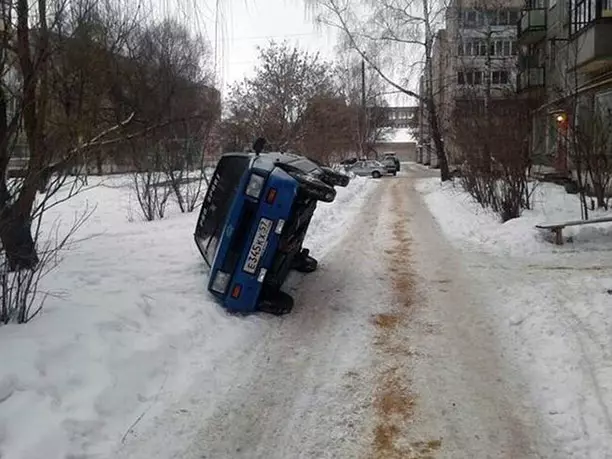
left=347, top=160, right=389, bottom=178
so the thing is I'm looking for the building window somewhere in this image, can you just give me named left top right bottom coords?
left=503, top=41, right=511, bottom=56
left=509, top=10, right=519, bottom=24
left=460, top=39, right=518, bottom=58
left=498, top=10, right=509, bottom=25
left=486, top=10, right=498, bottom=26
left=570, top=0, right=609, bottom=35
left=464, top=40, right=474, bottom=55
left=492, top=70, right=510, bottom=84
left=463, top=10, right=480, bottom=28
left=479, top=41, right=488, bottom=56
left=458, top=70, right=484, bottom=86
left=465, top=10, right=476, bottom=27
left=595, top=90, right=612, bottom=123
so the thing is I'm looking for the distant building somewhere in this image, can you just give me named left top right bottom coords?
left=374, top=129, right=417, bottom=162
left=418, top=0, right=523, bottom=167
left=383, top=106, right=419, bottom=129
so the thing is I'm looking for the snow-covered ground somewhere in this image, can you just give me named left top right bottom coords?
left=416, top=173, right=612, bottom=458
left=0, top=175, right=377, bottom=459
left=417, top=178, right=612, bottom=257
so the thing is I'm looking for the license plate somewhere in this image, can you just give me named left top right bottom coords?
left=243, top=218, right=273, bottom=274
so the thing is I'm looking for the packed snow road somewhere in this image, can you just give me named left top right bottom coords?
left=116, top=166, right=548, bottom=459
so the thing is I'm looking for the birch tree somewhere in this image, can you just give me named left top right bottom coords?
left=307, top=0, right=452, bottom=180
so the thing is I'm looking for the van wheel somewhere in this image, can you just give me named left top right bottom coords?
left=258, top=290, right=294, bottom=315
left=291, top=172, right=336, bottom=202
left=372, top=171, right=382, bottom=179
left=291, top=248, right=318, bottom=273
left=320, top=167, right=350, bottom=187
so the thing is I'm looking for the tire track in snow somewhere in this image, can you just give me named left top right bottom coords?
left=370, top=180, right=442, bottom=459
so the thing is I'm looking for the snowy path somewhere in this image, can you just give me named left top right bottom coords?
left=115, top=167, right=552, bottom=458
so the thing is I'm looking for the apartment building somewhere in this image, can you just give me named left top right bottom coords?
left=418, top=0, right=523, bottom=166
left=517, top=0, right=612, bottom=172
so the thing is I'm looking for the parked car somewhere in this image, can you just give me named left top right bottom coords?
left=381, top=157, right=398, bottom=176
left=347, top=160, right=390, bottom=178
left=194, top=139, right=350, bottom=315
left=382, top=153, right=401, bottom=172
left=340, top=157, right=358, bottom=166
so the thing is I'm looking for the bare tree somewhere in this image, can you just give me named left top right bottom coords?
left=1, top=205, right=92, bottom=324
left=333, top=56, right=391, bottom=159
left=162, top=123, right=218, bottom=214
left=116, top=18, right=219, bottom=220
left=0, top=0, right=218, bottom=321
left=455, top=93, right=535, bottom=221
left=307, top=0, right=452, bottom=180
left=299, top=94, right=355, bottom=162
left=0, top=0, right=147, bottom=272
left=223, top=41, right=336, bottom=153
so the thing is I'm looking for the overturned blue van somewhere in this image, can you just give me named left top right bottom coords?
left=194, top=140, right=350, bottom=315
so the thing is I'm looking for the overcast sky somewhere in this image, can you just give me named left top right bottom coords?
left=199, top=0, right=337, bottom=93
left=191, top=0, right=415, bottom=106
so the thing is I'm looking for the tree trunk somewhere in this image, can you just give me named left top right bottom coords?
left=427, top=98, right=450, bottom=181
left=422, top=0, right=450, bottom=182
left=0, top=205, right=39, bottom=271
left=2, top=0, right=51, bottom=271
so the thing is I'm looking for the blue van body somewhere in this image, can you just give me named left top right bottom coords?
left=195, top=151, right=342, bottom=314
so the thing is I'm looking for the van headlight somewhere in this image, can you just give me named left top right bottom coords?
left=245, top=174, right=265, bottom=199
left=211, top=271, right=231, bottom=294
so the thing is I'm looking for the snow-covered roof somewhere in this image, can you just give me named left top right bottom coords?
left=378, top=128, right=416, bottom=144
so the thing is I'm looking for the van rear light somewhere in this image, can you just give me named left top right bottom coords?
left=266, top=188, right=277, bottom=204
left=245, top=174, right=265, bottom=199
left=231, top=284, right=242, bottom=298
left=211, top=271, right=231, bottom=294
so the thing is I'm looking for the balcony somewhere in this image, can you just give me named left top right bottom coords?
left=517, top=59, right=545, bottom=93
left=570, top=1, right=612, bottom=73
left=518, top=8, right=547, bottom=45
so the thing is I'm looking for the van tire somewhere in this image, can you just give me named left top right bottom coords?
left=291, top=172, right=336, bottom=202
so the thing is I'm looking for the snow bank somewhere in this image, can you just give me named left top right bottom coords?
left=0, top=174, right=376, bottom=459
left=416, top=178, right=612, bottom=257
left=304, top=175, right=378, bottom=258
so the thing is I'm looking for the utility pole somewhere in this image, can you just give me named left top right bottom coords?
left=361, top=59, right=366, bottom=109
left=361, top=58, right=366, bottom=157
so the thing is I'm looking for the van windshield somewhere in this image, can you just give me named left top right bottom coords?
left=195, top=155, right=251, bottom=267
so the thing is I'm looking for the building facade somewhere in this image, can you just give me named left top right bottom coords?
left=418, top=0, right=523, bottom=167
left=517, top=0, right=612, bottom=172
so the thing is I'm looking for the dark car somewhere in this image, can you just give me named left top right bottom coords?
left=382, top=153, right=400, bottom=173
left=194, top=139, right=350, bottom=315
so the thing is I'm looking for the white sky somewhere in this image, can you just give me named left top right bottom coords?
left=201, top=0, right=338, bottom=94
left=171, top=0, right=416, bottom=106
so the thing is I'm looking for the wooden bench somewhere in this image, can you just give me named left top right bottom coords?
left=536, top=216, right=612, bottom=245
